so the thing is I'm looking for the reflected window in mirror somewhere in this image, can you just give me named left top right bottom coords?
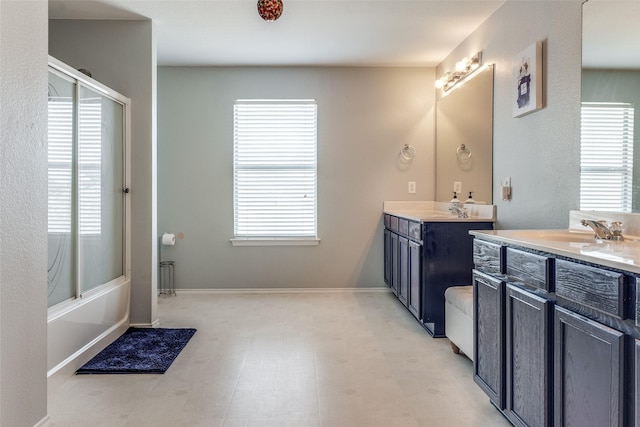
left=580, top=102, right=635, bottom=211
left=582, top=0, right=640, bottom=211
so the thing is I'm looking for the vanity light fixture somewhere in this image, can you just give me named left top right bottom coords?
left=435, top=52, right=483, bottom=92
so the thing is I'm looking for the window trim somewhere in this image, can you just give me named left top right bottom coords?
left=230, top=237, right=321, bottom=247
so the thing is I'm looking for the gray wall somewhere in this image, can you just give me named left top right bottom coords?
left=438, top=0, right=583, bottom=230
left=158, top=66, right=435, bottom=289
left=0, top=1, right=49, bottom=425
left=49, top=20, right=159, bottom=325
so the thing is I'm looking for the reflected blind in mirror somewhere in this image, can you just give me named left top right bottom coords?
left=580, top=102, right=634, bottom=212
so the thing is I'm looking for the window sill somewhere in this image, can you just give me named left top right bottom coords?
left=230, top=237, right=321, bottom=247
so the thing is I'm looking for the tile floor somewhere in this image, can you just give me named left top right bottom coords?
left=47, top=291, right=510, bottom=427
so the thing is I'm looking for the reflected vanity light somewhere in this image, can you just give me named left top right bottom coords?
left=435, top=52, right=483, bottom=93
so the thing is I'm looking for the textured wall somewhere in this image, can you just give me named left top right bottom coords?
left=49, top=20, right=159, bottom=325
left=438, top=0, right=583, bottom=229
left=158, top=66, right=435, bottom=289
left=0, top=1, right=49, bottom=425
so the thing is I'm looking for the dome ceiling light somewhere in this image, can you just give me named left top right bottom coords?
left=257, top=0, right=284, bottom=22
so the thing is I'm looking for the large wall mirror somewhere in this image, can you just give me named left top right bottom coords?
left=582, top=0, right=640, bottom=212
left=435, top=64, right=494, bottom=204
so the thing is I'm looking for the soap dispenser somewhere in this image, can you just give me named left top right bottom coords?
left=465, top=192, right=475, bottom=204
left=449, top=192, right=461, bottom=211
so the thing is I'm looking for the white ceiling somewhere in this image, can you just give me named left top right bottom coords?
left=49, top=0, right=640, bottom=69
left=49, top=0, right=505, bottom=67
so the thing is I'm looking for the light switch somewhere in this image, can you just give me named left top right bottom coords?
left=502, top=176, right=512, bottom=201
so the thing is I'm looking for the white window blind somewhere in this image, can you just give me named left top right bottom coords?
left=580, top=102, right=635, bottom=212
left=233, top=99, right=317, bottom=238
left=47, top=95, right=102, bottom=235
left=78, top=99, right=102, bottom=235
left=48, top=97, right=73, bottom=233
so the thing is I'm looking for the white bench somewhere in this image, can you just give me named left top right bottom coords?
left=444, top=285, right=473, bottom=361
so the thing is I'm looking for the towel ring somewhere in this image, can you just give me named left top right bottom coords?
left=400, top=144, right=416, bottom=161
left=456, top=144, right=472, bottom=161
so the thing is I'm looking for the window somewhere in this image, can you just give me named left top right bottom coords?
left=47, top=89, right=103, bottom=235
left=47, top=92, right=73, bottom=234
left=580, top=102, right=635, bottom=212
left=233, top=99, right=318, bottom=245
left=78, top=95, right=103, bottom=235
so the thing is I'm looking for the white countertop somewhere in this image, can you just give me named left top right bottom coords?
left=383, top=201, right=496, bottom=223
left=471, top=229, right=640, bottom=275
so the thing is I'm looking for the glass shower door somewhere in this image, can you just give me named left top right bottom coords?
left=78, top=85, right=125, bottom=294
left=47, top=67, right=127, bottom=307
left=47, top=71, right=76, bottom=306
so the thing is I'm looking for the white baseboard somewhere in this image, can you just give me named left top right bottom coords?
left=173, top=287, right=391, bottom=295
left=129, top=318, right=160, bottom=328
left=33, top=414, right=51, bottom=427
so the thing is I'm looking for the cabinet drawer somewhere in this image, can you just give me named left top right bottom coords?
left=506, top=247, right=551, bottom=291
left=389, top=215, right=399, bottom=232
left=408, top=221, right=421, bottom=241
left=398, top=218, right=409, bottom=236
left=384, top=214, right=391, bottom=229
left=556, top=259, right=625, bottom=319
left=473, top=239, right=502, bottom=275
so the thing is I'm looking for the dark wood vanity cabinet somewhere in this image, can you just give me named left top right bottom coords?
left=384, top=216, right=419, bottom=316
left=472, top=236, right=637, bottom=426
left=505, top=284, right=552, bottom=427
left=408, top=240, right=421, bottom=319
left=383, top=214, right=492, bottom=336
left=554, top=306, right=624, bottom=427
left=473, top=270, right=505, bottom=408
left=636, top=339, right=640, bottom=427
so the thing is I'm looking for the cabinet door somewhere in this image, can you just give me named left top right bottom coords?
left=473, top=270, right=505, bottom=409
left=506, top=285, right=551, bottom=427
left=554, top=306, right=624, bottom=427
left=398, top=236, right=409, bottom=307
left=636, top=339, right=640, bottom=427
left=408, top=240, right=421, bottom=320
left=384, top=229, right=392, bottom=287
left=390, top=232, right=399, bottom=295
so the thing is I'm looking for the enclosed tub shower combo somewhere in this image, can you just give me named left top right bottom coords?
left=47, top=56, right=131, bottom=376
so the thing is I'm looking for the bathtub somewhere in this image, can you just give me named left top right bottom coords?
left=47, top=278, right=130, bottom=376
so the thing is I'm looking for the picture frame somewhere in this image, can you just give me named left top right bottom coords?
left=512, top=41, right=542, bottom=118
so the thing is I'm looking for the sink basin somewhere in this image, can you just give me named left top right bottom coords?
left=510, top=230, right=639, bottom=244
left=510, top=230, right=597, bottom=243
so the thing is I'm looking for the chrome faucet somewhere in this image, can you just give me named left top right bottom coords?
left=580, top=219, right=624, bottom=241
left=451, top=204, right=468, bottom=218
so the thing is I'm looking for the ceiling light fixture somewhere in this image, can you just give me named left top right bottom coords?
left=435, top=52, right=483, bottom=92
left=257, top=0, right=284, bottom=22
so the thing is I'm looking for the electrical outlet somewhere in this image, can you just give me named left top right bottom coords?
left=408, top=181, right=416, bottom=194
left=453, top=181, right=462, bottom=193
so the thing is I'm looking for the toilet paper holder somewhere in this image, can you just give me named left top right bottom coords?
left=158, top=232, right=177, bottom=296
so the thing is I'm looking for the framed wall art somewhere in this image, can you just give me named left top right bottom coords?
left=512, top=41, right=542, bottom=118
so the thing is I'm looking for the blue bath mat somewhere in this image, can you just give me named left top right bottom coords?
left=76, top=327, right=196, bottom=374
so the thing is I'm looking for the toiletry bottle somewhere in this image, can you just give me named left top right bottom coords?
left=449, top=192, right=460, bottom=211
left=465, top=192, right=475, bottom=204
